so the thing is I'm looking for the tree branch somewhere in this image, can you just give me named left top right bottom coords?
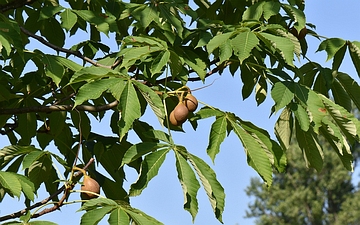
left=0, top=158, right=95, bottom=222
left=0, top=0, right=37, bottom=13
left=0, top=100, right=119, bottom=115
left=19, top=27, right=111, bottom=69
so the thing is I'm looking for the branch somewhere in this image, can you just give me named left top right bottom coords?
left=0, top=100, right=119, bottom=115
left=0, top=0, right=37, bottom=13
left=19, top=27, right=111, bottom=69
left=0, top=158, right=95, bottom=222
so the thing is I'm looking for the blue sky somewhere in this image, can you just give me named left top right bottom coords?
left=1, top=1, right=360, bottom=225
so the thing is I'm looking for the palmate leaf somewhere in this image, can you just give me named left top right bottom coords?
left=335, top=72, right=360, bottom=110
left=70, top=67, right=124, bottom=84
left=108, top=208, right=130, bottom=224
left=331, top=79, right=352, bottom=112
left=133, top=81, right=165, bottom=123
left=206, top=115, right=228, bottom=163
left=321, top=95, right=360, bottom=144
left=317, top=38, right=347, bottom=62
left=291, top=102, right=310, bottom=132
left=295, top=121, right=324, bottom=171
left=231, top=30, right=259, bottom=63
left=228, top=119, right=273, bottom=186
left=129, top=148, right=171, bottom=196
left=41, top=54, right=65, bottom=86
left=74, top=77, right=125, bottom=107
left=118, top=81, right=142, bottom=141
left=180, top=48, right=207, bottom=81
left=271, top=81, right=294, bottom=113
left=281, top=4, right=306, bottom=32
left=207, top=32, right=234, bottom=54
left=242, top=1, right=265, bottom=21
left=187, top=153, right=225, bottom=223
left=0, top=171, right=22, bottom=198
left=0, top=145, right=39, bottom=169
left=120, top=142, right=170, bottom=168
left=258, top=33, right=295, bottom=66
left=60, top=8, right=77, bottom=31
left=174, top=150, right=200, bottom=222
left=80, top=206, right=116, bottom=225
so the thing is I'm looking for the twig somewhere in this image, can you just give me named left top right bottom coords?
left=0, top=158, right=95, bottom=222
left=19, top=27, right=111, bottom=69
left=0, top=0, right=37, bottom=13
left=0, top=100, right=119, bottom=115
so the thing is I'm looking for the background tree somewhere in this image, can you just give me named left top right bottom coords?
left=246, top=140, right=360, bottom=225
left=1, top=0, right=360, bottom=224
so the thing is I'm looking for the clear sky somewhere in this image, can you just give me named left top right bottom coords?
left=1, top=1, right=360, bottom=225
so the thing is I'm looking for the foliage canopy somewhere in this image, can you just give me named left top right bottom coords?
left=1, top=0, right=360, bottom=224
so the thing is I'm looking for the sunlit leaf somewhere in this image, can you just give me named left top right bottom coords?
left=317, top=38, right=346, bottom=62
left=206, top=116, right=227, bottom=162
left=231, top=30, right=259, bottom=63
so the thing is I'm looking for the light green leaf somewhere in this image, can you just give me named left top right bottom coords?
left=74, top=10, right=112, bottom=35
left=117, top=81, right=142, bottom=141
left=194, top=107, right=225, bottom=120
left=120, top=46, right=163, bottom=68
left=259, top=33, right=295, bottom=66
left=317, top=38, right=346, bottom=62
left=187, top=153, right=225, bottom=223
left=108, top=208, right=130, bottom=225
left=130, top=5, right=158, bottom=28
left=151, top=50, right=170, bottom=75
left=335, top=72, right=360, bottom=110
left=207, top=32, right=234, bottom=54
left=120, top=142, right=169, bottom=167
left=218, top=39, right=233, bottom=64
left=74, top=77, right=123, bottom=107
left=271, top=81, right=294, bottom=113
left=70, top=67, right=123, bottom=84
left=295, top=122, right=324, bottom=171
left=41, top=54, right=65, bottom=86
left=292, top=103, right=310, bottom=131
left=348, top=41, right=360, bottom=78
left=54, top=55, right=82, bottom=72
left=242, top=1, right=265, bottom=21
left=60, top=9, right=77, bottom=31
left=175, top=151, right=200, bottom=222
left=0, top=145, right=39, bottom=169
left=22, top=150, right=44, bottom=170
left=281, top=4, right=306, bottom=32
left=275, top=107, right=293, bottom=150
left=133, top=81, right=165, bottom=123
left=229, top=120, right=273, bottom=186
left=29, top=221, right=58, bottom=225
left=79, top=198, right=118, bottom=211
left=0, top=171, right=22, bottom=198
left=321, top=96, right=360, bottom=144
left=206, top=116, right=227, bottom=163
left=263, top=1, right=281, bottom=21
left=16, top=174, right=35, bottom=201
left=80, top=206, right=116, bottom=225
left=181, top=48, right=207, bottom=81
left=231, top=31, right=259, bottom=63
left=122, top=206, right=163, bottom=225
left=129, top=149, right=170, bottom=196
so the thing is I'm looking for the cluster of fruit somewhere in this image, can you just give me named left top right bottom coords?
left=169, top=92, right=198, bottom=126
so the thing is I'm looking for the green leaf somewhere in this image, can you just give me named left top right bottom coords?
left=120, top=46, right=163, bottom=68
left=0, top=145, right=39, bottom=169
left=22, top=150, right=44, bottom=170
left=80, top=206, right=116, bottom=225
left=271, top=81, right=294, bottom=113
left=181, top=48, right=207, bottom=81
left=40, top=18, right=65, bottom=47
left=332, top=43, right=347, bottom=71
left=117, top=81, right=142, bottom=141
left=193, top=107, right=225, bottom=120
left=120, top=142, right=169, bottom=167
left=122, top=205, right=163, bottom=225
left=70, top=67, right=123, bottom=84
left=108, top=208, right=130, bottom=225
left=295, top=122, right=324, bottom=171
left=348, top=41, right=360, bottom=78
left=206, top=116, right=227, bottom=162
left=321, top=96, right=360, bottom=144
left=28, top=154, right=53, bottom=189
left=291, top=102, right=310, bottom=131
left=275, top=107, right=293, bottom=150
left=133, top=81, right=165, bottom=123
left=331, top=79, right=352, bottom=112
left=74, top=10, right=115, bottom=36
left=218, top=39, right=233, bottom=64
left=28, top=221, right=58, bottom=225
left=129, top=149, right=170, bottom=196
left=231, top=31, right=259, bottom=63
left=74, top=77, right=123, bottom=107
left=187, top=153, right=225, bottom=223
left=60, top=9, right=77, bottom=31
left=130, top=5, right=158, bottom=28
left=258, top=33, right=295, bottom=66
left=79, top=198, right=118, bottom=211
left=207, top=32, right=234, bottom=54
left=150, top=50, right=170, bottom=75
left=0, top=171, right=22, bottom=198
left=242, top=1, right=265, bottom=21
left=16, top=174, right=35, bottom=201
left=317, top=38, right=346, bottom=62
left=281, top=4, right=306, bottom=32
left=40, top=54, right=65, bottom=86
left=229, top=119, right=273, bottom=186
left=335, top=72, right=360, bottom=110
left=263, top=1, right=281, bottom=21
left=174, top=151, right=200, bottom=222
